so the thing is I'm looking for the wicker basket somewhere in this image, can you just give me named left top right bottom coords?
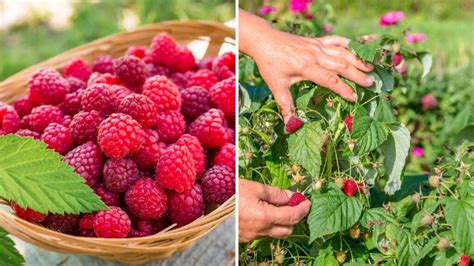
left=0, top=20, right=235, bottom=265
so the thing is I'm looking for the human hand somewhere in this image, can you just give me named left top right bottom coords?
left=239, top=179, right=311, bottom=243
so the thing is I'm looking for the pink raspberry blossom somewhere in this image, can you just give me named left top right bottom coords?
left=421, top=95, right=438, bottom=110
left=290, top=0, right=313, bottom=13
left=405, top=33, right=426, bottom=43
left=259, top=5, right=277, bottom=15
left=412, top=147, right=424, bottom=157
left=379, top=11, right=404, bottom=26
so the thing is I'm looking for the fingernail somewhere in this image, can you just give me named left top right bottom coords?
left=366, top=76, right=374, bottom=85
left=350, top=92, right=358, bottom=101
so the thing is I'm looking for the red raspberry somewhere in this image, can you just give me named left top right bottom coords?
left=0, top=103, right=20, bottom=134
left=288, top=192, right=306, bottom=206
left=212, top=52, right=235, bottom=80
left=69, top=110, right=103, bottom=144
left=171, top=72, right=192, bottom=90
left=12, top=96, right=33, bottom=117
left=181, top=86, right=211, bottom=121
left=142, top=75, right=181, bottom=111
left=16, top=129, right=41, bottom=139
left=81, top=83, right=116, bottom=115
left=93, top=183, right=120, bottom=206
left=155, top=111, right=186, bottom=143
left=62, top=115, right=72, bottom=127
left=146, top=64, right=171, bottom=78
left=213, top=143, right=235, bottom=170
left=41, top=123, right=74, bottom=155
left=132, top=129, right=161, bottom=170
left=103, top=158, right=140, bottom=193
left=88, top=72, right=121, bottom=86
left=62, top=58, right=91, bottom=82
left=114, top=56, right=147, bottom=91
left=19, top=115, right=31, bottom=129
left=345, top=114, right=353, bottom=132
left=198, top=56, right=215, bottom=70
left=156, top=144, right=196, bottom=193
left=118, top=94, right=158, bottom=128
left=129, top=218, right=169, bottom=238
left=226, top=127, right=235, bottom=144
left=29, top=105, right=63, bottom=133
left=97, top=113, right=145, bottom=159
left=149, top=32, right=179, bottom=68
left=125, top=178, right=167, bottom=219
left=79, top=213, right=95, bottom=230
left=210, top=76, right=235, bottom=118
left=172, top=46, right=196, bottom=73
left=286, top=115, right=304, bottom=133
left=64, top=142, right=104, bottom=187
left=11, top=202, right=47, bottom=223
left=126, top=46, right=147, bottom=59
left=59, top=90, right=83, bottom=115
left=42, top=214, right=79, bottom=234
left=188, top=108, right=228, bottom=149
left=27, top=68, right=69, bottom=106
left=459, top=254, right=470, bottom=266
left=343, top=178, right=359, bottom=197
left=92, top=55, right=115, bottom=74
left=109, top=84, right=133, bottom=104
left=66, top=77, right=86, bottom=92
left=168, top=184, right=204, bottom=227
left=176, top=134, right=206, bottom=178
left=186, top=69, right=219, bottom=91
left=201, top=165, right=235, bottom=204
left=93, top=206, right=131, bottom=238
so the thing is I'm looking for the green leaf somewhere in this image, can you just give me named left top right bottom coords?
left=373, top=96, right=397, bottom=124
left=381, top=124, right=410, bottom=195
left=308, top=192, right=363, bottom=242
left=417, top=52, right=432, bottom=78
left=0, top=135, right=107, bottom=215
left=0, top=228, right=24, bottom=266
left=296, top=87, right=316, bottom=109
left=396, top=230, right=420, bottom=266
left=288, top=121, right=323, bottom=178
left=360, top=208, right=396, bottom=229
left=349, top=40, right=377, bottom=62
left=352, top=105, right=388, bottom=155
left=455, top=124, right=474, bottom=145
left=266, top=161, right=290, bottom=189
left=239, top=83, right=271, bottom=114
left=444, top=197, right=474, bottom=257
left=414, top=237, right=437, bottom=263
left=374, top=65, right=394, bottom=92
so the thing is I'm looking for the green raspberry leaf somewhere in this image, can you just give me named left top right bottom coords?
left=0, top=228, right=24, bottom=266
left=266, top=161, right=291, bottom=189
left=0, top=135, right=107, bottom=215
left=352, top=105, right=388, bottom=155
left=444, top=197, right=474, bottom=257
left=288, top=121, right=323, bottom=178
left=349, top=40, right=377, bottom=62
left=396, top=229, right=420, bottom=266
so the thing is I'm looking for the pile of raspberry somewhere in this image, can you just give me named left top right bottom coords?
left=2, top=32, right=236, bottom=238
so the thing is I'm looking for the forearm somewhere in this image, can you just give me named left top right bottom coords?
left=238, top=9, right=275, bottom=58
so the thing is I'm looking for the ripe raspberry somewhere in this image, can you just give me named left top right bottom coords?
left=41, top=123, right=74, bottom=155
left=93, top=206, right=131, bottom=238
left=66, top=77, right=86, bottom=92
left=64, top=142, right=104, bottom=187
left=213, top=143, right=235, bottom=170
left=93, top=183, right=120, bottom=206
left=79, top=213, right=95, bottom=230
left=62, top=115, right=72, bottom=127
left=81, top=84, right=116, bottom=115
left=212, top=52, right=235, bottom=80
left=345, top=114, right=353, bottom=132
left=172, top=46, right=196, bottom=73
left=19, top=115, right=31, bottom=129
left=288, top=192, right=306, bottom=206
left=11, top=202, right=47, bottom=223
left=118, top=94, right=158, bottom=128
left=142, top=75, right=181, bottom=111
left=132, top=129, right=161, bottom=170
left=171, top=72, right=191, bottom=90
left=62, top=58, right=91, bottom=82
left=16, top=129, right=41, bottom=139
left=343, top=178, right=359, bottom=197
left=27, top=68, right=69, bottom=106
left=12, top=96, right=33, bottom=117
left=29, top=105, right=63, bottom=132
left=126, top=46, right=147, bottom=59
left=92, top=55, right=115, bottom=74
left=59, top=90, right=83, bottom=115
left=0, top=103, right=20, bottom=134
left=201, top=165, right=235, bottom=204
left=198, top=56, right=215, bottom=70
left=459, top=254, right=470, bottom=266
left=156, top=144, right=196, bottom=193
left=181, top=86, right=211, bottom=121
left=97, top=113, right=145, bottom=159
left=176, top=134, right=206, bottom=178
left=286, top=115, right=304, bottom=133
left=109, top=84, right=133, bottom=104
left=168, top=184, right=204, bottom=227
left=155, top=111, right=186, bottom=143
left=69, top=110, right=103, bottom=144
left=103, top=158, right=140, bottom=193
left=129, top=218, right=168, bottom=238
left=149, top=32, right=179, bottom=68
left=188, top=108, right=228, bottom=149
left=42, top=214, right=79, bottom=234
left=186, top=69, right=219, bottom=91
left=114, top=56, right=147, bottom=90
left=125, top=178, right=167, bottom=219
left=146, top=64, right=171, bottom=78
left=88, top=72, right=121, bottom=86
left=226, top=127, right=235, bottom=144
left=209, top=76, right=235, bottom=118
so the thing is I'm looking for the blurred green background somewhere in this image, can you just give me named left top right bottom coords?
left=0, top=0, right=235, bottom=80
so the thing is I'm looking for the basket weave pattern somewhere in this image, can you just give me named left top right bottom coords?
left=0, top=21, right=235, bottom=264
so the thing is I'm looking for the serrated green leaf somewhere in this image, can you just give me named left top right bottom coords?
left=288, top=121, right=323, bottom=178
left=374, top=65, right=394, bottom=92
left=444, top=197, right=474, bottom=257
left=396, top=230, right=420, bottom=266
left=0, top=135, right=107, bottom=215
left=373, top=96, right=397, bottom=124
left=417, top=52, right=432, bottom=78
left=414, top=237, right=437, bottom=264
left=0, top=228, right=24, bottom=266
left=266, top=161, right=290, bottom=189
left=382, top=124, right=410, bottom=195
left=360, top=208, right=396, bottom=229
left=308, top=193, right=363, bottom=242
left=352, top=105, right=388, bottom=155
left=296, top=87, right=317, bottom=109
left=455, top=124, right=474, bottom=145
left=349, top=41, right=377, bottom=62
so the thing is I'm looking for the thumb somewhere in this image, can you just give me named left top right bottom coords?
left=267, top=81, right=295, bottom=124
left=258, top=184, right=293, bottom=206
